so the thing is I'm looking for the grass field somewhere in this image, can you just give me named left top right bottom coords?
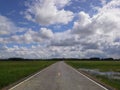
left=66, top=61, right=120, bottom=90
left=0, top=61, right=55, bottom=89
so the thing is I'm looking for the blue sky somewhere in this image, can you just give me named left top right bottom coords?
left=0, top=0, right=120, bottom=59
left=0, top=0, right=109, bottom=32
left=0, top=0, right=102, bottom=31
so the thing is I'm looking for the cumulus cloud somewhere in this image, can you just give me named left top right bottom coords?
left=24, top=0, right=74, bottom=26
left=1, top=28, right=53, bottom=44
left=0, top=0, right=120, bottom=59
left=70, top=0, right=120, bottom=58
left=40, top=28, right=54, bottom=39
left=72, top=11, right=93, bottom=36
left=49, top=0, right=120, bottom=58
left=0, top=15, right=25, bottom=35
left=72, top=1, right=119, bottom=37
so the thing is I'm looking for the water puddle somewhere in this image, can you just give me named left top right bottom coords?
left=79, top=68, right=120, bottom=80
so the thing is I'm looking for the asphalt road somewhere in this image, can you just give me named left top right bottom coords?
left=9, top=61, right=108, bottom=90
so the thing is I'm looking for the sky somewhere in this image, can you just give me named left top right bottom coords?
left=0, top=0, right=120, bottom=59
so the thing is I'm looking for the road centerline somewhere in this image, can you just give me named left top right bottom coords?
left=9, top=61, right=109, bottom=90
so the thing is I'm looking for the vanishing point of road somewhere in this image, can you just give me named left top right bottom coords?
left=9, top=61, right=108, bottom=90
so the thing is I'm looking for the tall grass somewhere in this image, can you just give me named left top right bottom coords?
left=0, top=61, right=55, bottom=89
left=66, top=61, right=120, bottom=90
left=66, top=61, right=120, bottom=72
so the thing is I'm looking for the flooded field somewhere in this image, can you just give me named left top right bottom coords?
left=79, top=68, right=120, bottom=80
left=66, top=61, right=120, bottom=90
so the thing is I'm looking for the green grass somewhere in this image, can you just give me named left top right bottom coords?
left=95, top=75, right=120, bottom=90
left=66, top=61, right=120, bottom=72
left=66, top=61, right=120, bottom=90
left=0, top=61, right=56, bottom=89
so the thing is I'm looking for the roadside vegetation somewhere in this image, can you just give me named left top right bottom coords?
left=66, top=61, right=120, bottom=90
left=0, top=61, right=55, bottom=89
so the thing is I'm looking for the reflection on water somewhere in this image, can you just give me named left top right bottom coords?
left=79, top=68, right=120, bottom=80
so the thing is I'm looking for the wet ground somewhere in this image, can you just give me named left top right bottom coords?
left=79, top=68, right=120, bottom=80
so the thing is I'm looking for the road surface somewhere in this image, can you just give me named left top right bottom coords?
left=9, top=61, right=108, bottom=90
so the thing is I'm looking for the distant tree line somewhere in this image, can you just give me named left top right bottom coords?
left=0, top=57, right=120, bottom=61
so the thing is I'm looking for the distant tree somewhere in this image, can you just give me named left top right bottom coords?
left=89, top=57, right=100, bottom=61
left=102, top=58, right=114, bottom=61
left=8, top=58, right=24, bottom=61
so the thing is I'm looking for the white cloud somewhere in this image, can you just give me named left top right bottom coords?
left=40, top=28, right=54, bottom=39
left=72, top=11, right=93, bottom=36
left=0, top=15, right=26, bottom=35
left=0, top=15, right=17, bottom=35
left=70, top=0, right=120, bottom=58
left=72, top=0, right=120, bottom=38
left=2, top=28, right=54, bottom=44
left=0, top=0, right=120, bottom=59
left=24, top=0, right=74, bottom=26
